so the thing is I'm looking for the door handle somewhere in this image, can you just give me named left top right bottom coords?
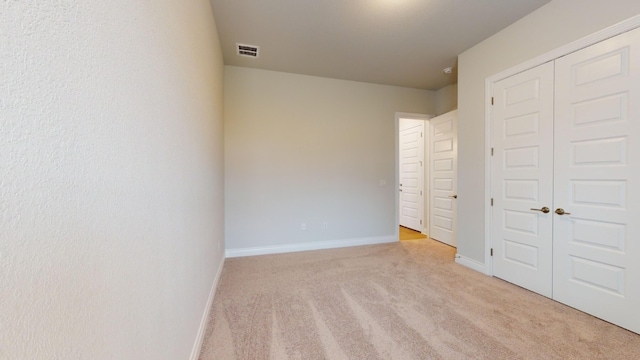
left=449, top=195, right=458, bottom=199
left=555, top=208, right=571, bottom=215
left=530, top=207, right=550, bottom=213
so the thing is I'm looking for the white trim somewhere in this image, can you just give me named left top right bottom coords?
left=225, top=235, right=397, bottom=258
left=484, top=13, right=640, bottom=276
left=189, top=256, right=225, bottom=360
left=455, top=254, right=488, bottom=274
left=484, top=73, right=494, bottom=276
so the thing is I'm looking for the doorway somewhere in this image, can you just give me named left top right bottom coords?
left=396, top=111, right=458, bottom=245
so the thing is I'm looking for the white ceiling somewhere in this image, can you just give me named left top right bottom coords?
left=210, top=0, right=551, bottom=90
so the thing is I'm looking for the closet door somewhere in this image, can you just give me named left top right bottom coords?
left=553, top=27, right=640, bottom=334
left=491, top=62, right=554, bottom=297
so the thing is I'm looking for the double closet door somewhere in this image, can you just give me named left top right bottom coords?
left=491, top=27, right=640, bottom=334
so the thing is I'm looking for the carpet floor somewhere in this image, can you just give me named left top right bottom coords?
left=199, top=239, right=640, bottom=359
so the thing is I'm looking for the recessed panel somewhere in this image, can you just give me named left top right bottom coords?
left=504, top=79, right=539, bottom=106
left=570, top=256, right=625, bottom=296
left=504, top=146, right=539, bottom=169
left=573, top=49, right=629, bottom=86
left=434, top=139, right=453, bottom=153
left=434, top=158, right=453, bottom=171
left=434, top=196, right=453, bottom=211
left=504, top=113, right=539, bottom=138
left=504, top=180, right=539, bottom=201
left=403, top=193, right=419, bottom=204
left=434, top=120, right=452, bottom=135
left=504, top=240, right=538, bottom=268
left=572, top=137, right=627, bottom=166
left=401, top=132, right=419, bottom=143
left=433, top=215, right=452, bottom=230
left=571, top=180, right=626, bottom=208
left=572, top=93, right=627, bottom=127
left=402, top=148, right=419, bottom=158
left=504, top=210, right=538, bottom=235
left=572, top=219, right=625, bottom=251
left=403, top=178, right=418, bottom=188
left=402, top=163, right=418, bottom=173
left=402, top=207, right=418, bottom=218
left=434, top=178, right=453, bottom=191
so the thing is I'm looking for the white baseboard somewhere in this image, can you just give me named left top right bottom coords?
left=189, top=255, right=225, bottom=360
left=225, top=235, right=397, bottom=258
left=455, top=254, right=489, bottom=275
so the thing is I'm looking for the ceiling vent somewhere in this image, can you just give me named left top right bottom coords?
left=236, top=43, right=259, bottom=58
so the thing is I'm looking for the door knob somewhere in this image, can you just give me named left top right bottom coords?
left=530, top=207, right=550, bottom=213
left=449, top=195, right=458, bottom=199
left=555, top=208, right=571, bottom=215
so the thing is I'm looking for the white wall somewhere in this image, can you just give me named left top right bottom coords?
left=225, top=66, right=434, bottom=253
left=0, top=1, right=225, bottom=359
left=457, top=0, right=640, bottom=264
left=435, top=84, right=458, bottom=115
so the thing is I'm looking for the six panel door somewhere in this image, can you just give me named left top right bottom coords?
left=430, top=110, right=458, bottom=247
left=399, top=119, right=425, bottom=232
left=491, top=62, right=554, bottom=297
left=552, top=26, right=640, bottom=334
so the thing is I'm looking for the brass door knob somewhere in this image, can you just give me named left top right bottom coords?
left=530, top=207, right=550, bottom=213
left=449, top=195, right=458, bottom=199
left=555, top=208, right=571, bottom=215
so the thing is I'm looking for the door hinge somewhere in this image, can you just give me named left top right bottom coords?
left=491, top=148, right=494, bottom=156
left=420, top=190, right=422, bottom=196
left=490, top=248, right=494, bottom=256
left=491, top=198, right=494, bottom=206
left=491, top=97, right=494, bottom=105
left=421, top=132, right=423, bottom=137
left=420, top=220, right=422, bottom=225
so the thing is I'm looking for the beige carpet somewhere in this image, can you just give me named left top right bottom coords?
left=199, top=239, right=640, bottom=359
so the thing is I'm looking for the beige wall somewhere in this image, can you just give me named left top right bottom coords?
left=457, top=0, right=640, bottom=264
left=225, top=66, right=435, bottom=251
left=1, top=1, right=225, bottom=359
left=435, top=84, right=458, bottom=115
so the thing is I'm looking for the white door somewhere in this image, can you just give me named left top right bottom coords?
left=491, top=63, right=555, bottom=297
left=429, top=110, right=457, bottom=247
left=399, top=119, right=424, bottom=232
left=553, top=27, right=640, bottom=334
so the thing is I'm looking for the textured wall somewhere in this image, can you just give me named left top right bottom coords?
left=435, top=84, right=458, bottom=115
left=457, top=0, right=640, bottom=264
left=0, top=1, right=225, bottom=359
left=224, top=66, right=434, bottom=252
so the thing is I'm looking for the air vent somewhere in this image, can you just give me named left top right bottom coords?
left=236, top=43, right=259, bottom=58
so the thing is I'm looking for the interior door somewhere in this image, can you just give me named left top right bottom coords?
left=553, top=27, right=640, bottom=334
left=429, top=110, right=457, bottom=247
left=491, top=63, right=554, bottom=297
left=399, top=119, right=424, bottom=232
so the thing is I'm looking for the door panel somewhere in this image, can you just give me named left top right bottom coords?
left=429, top=110, right=457, bottom=247
left=491, top=62, right=554, bottom=297
left=399, top=119, right=424, bottom=231
left=553, top=27, right=640, bottom=334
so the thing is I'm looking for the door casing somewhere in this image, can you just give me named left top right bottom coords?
left=395, top=112, right=433, bottom=240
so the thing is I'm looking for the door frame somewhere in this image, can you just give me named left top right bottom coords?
left=484, top=14, right=640, bottom=275
left=395, top=112, right=433, bottom=240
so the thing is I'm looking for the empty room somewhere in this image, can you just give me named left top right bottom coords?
left=3, top=0, right=640, bottom=359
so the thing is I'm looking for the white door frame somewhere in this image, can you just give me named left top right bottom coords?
left=484, top=15, right=640, bottom=275
left=395, top=112, right=433, bottom=240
